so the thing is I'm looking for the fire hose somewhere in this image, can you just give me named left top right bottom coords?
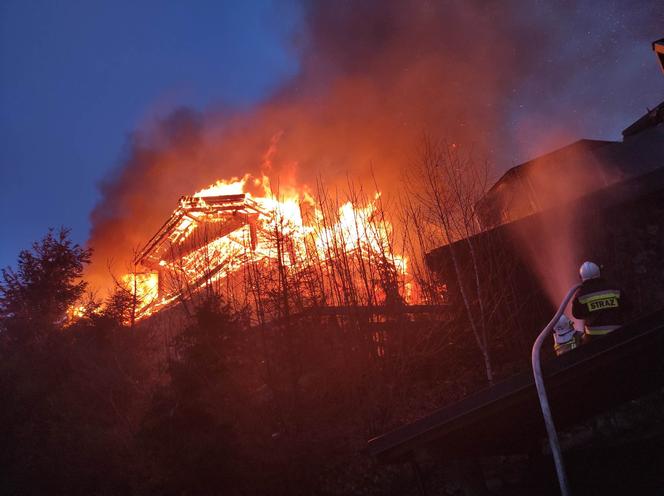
left=531, top=283, right=581, bottom=496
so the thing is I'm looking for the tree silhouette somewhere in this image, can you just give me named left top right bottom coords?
left=140, top=295, right=245, bottom=494
left=0, top=228, right=149, bottom=495
left=0, top=227, right=90, bottom=345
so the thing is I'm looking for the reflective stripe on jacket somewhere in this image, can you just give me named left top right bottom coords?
left=585, top=324, right=621, bottom=335
left=577, top=290, right=621, bottom=311
left=572, top=277, right=627, bottom=334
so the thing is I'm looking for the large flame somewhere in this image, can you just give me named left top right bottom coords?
left=123, top=174, right=412, bottom=320
left=85, top=1, right=658, bottom=304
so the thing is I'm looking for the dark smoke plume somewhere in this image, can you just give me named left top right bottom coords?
left=86, top=0, right=662, bottom=291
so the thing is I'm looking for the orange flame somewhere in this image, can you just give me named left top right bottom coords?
left=122, top=174, right=413, bottom=320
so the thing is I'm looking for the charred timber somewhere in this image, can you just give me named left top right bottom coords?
left=134, top=193, right=268, bottom=266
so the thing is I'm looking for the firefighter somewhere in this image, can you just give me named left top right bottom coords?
left=552, top=315, right=582, bottom=356
left=572, top=261, right=628, bottom=339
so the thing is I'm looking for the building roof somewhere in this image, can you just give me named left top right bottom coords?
left=367, top=308, right=664, bottom=463
left=477, top=104, right=664, bottom=228
left=135, top=193, right=266, bottom=268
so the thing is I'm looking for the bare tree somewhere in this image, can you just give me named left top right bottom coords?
left=404, top=137, right=496, bottom=384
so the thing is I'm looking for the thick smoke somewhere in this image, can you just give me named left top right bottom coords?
left=86, top=0, right=662, bottom=292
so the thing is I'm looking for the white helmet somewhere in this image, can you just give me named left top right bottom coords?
left=579, top=261, right=600, bottom=281
left=554, top=315, right=574, bottom=336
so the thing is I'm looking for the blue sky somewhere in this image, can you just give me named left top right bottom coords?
left=1, top=0, right=662, bottom=272
left=0, top=0, right=300, bottom=268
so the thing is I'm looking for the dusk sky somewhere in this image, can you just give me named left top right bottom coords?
left=1, top=0, right=662, bottom=271
left=0, top=0, right=300, bottom=268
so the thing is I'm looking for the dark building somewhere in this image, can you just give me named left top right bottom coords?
left=368, top=53, right=664, bottom=492
left=477, top=102, right=664, bottom=229
left=427, top=98, right=664, bottom=360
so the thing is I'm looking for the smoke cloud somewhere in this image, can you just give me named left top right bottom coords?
left=86, top=0, right=662, bottom=292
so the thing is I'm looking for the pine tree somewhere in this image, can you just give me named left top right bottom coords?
left=0, top=227, right=90, bottom=345
left=140, top=295, right=245, bottom=494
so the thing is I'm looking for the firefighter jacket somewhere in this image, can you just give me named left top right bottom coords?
left=572, top=277, right=628, bottom=335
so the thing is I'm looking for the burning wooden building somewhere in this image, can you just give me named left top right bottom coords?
left=124, top=177, right=422, bottom=324
left=128, top=193, right=270, bottom=316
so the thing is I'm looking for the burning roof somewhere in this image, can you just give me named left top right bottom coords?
left=135, top=193, right=267, bottom=270
left=124, top=176, right=414, bottom=320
